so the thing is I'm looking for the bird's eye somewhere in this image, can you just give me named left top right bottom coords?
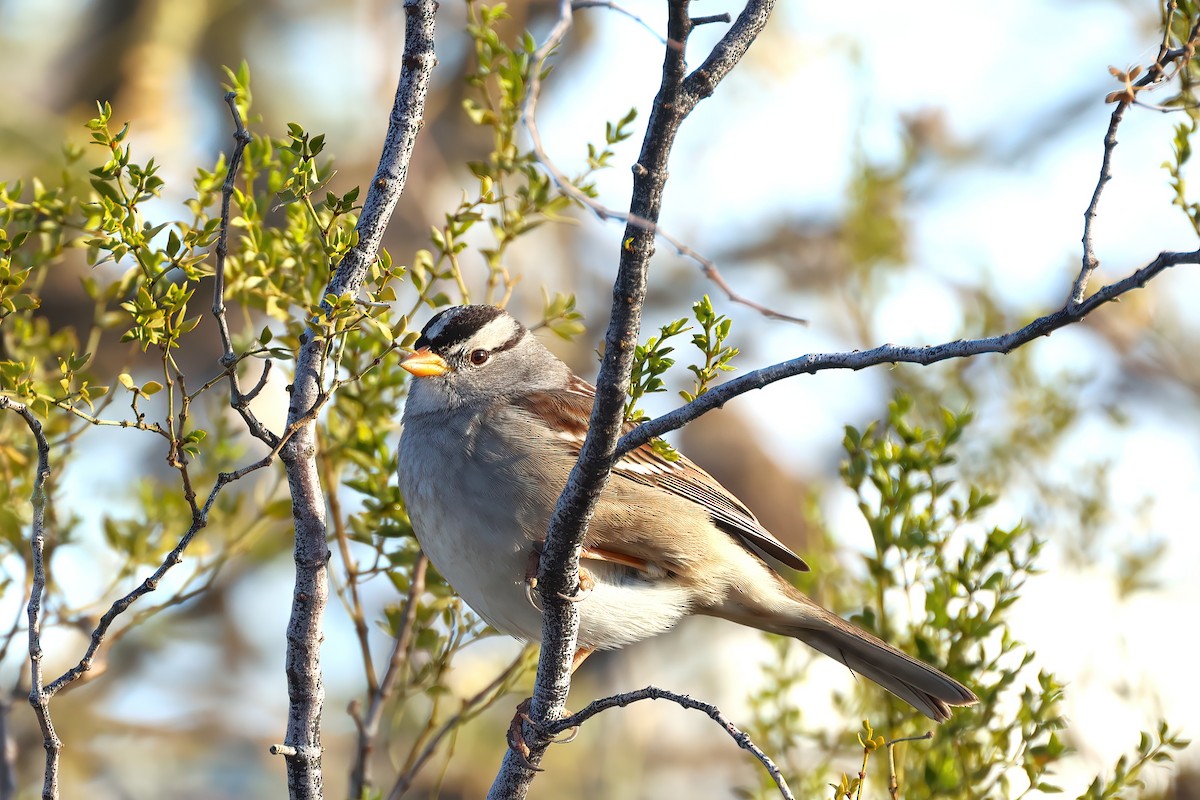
left=469, top=349, right=489, bottom=366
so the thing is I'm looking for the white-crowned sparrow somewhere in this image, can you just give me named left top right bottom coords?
left=397, top=305, right=977, bottom=721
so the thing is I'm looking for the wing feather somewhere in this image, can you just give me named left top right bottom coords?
left=512, top=381, right=809, bottom=573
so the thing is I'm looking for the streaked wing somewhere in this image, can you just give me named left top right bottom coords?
left=514, top=378, right=810, bottom=573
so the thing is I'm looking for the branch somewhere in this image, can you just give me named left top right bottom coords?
left=0, top=692, right=14, bottom=800
left=1071, top=103, right=1125, bottom=308
left=522, top=0, right=803, bottom=323
left=349, top=554, right=427, bottom=799
left=489, top=0, right=779, bottom=796
left=212, top=91, right=278, bottom=448
left=1073, top=20, right=1200, bottom=307
left=543, top=686, right=795, bottom=800
left=572, top=0, right=667, bottom=45
left=272, top=1, right=437, bottom=797
left=618, top=248, right=1200, bottom=455
left=388, top=647, right=532, bottom=800
left=0, top=397, right=57, bottom=800
left=43, top=456, right=274, bottom=697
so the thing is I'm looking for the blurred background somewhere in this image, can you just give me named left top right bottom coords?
left=1, top=0, right=1198, bottom=797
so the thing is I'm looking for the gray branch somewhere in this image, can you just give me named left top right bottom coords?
left=545, top=686, right=795, bottom=800
left=489, top=0, right=779, bottom=796
left=616, top=247, right=1200, bottom=457
left=0, top=398, right=56, bottom=800
left=272, top=1, right=438, bottom=797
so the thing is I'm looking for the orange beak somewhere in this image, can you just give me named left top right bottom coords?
left=400, top=347, right=449, bottom=378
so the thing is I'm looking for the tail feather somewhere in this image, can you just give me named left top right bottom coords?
left=796, top=617, right=976, bottom=721
left=719, top=594, right=977, bottom=722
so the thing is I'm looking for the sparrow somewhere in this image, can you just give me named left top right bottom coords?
left=397, top=304, right=977, bottom=721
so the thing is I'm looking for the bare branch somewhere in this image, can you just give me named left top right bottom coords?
left=349, top=554, right=428, bottom=799
left=1072, top=103, right=1126, bottom=308
left=389, top=646, right=531, bottom=800
left=544, top=686, right=795, bottom=800
left=571, top=0, right=667, bottom=44
left=691, top=13, right=732, bottom=26
left=0, top=397, right=57, bottom=800
left=273, top=0, right=438, bottom=796
left=490, top=0, right=781, bottom=796
left=618, top=248, right=1200, bottom=457
left=1074, top=20, right=1200, bottom=306
left=522, top=0, right=803, bottom=323
left=0, top=691, right=16, bottom=800
left=43, top=460, right=271, bottom=697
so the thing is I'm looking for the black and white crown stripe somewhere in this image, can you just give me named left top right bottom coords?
left=417, top=305, right=524, bottom=360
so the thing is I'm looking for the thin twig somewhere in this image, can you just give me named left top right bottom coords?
left=886, top=731, right=931, bottom=800
left=0, top=691, right=15, bottom=800
left=544, top=686, right=795, bottom=800
left=390, top=647, right=532, bottom=800
left=1, top=397, right=57, bottom=800
left=42, top=458, right=271, bottom=697
left=212, top=91, right=279, bottom=448
left=1071, top=103, right=1125, bottom=308
left=691, top=13, right=732, bottom=25
left=1074, top=19, right=1200, bottom=306
left=349, top=554, right=428, bottom=799
left=521, top=0, right=804, bottom=323
left=571, top=0, right=667, bottom=44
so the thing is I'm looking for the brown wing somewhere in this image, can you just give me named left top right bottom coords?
left=514, top=378, right=809, bottom=573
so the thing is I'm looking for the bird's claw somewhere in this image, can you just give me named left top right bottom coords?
left=523, top=575, right=542, bottom=611
left=506, top=701, right=544, bottom=772
left=506, top=697, right=580, bottom=770
left=557, top=568, right=595, bottom=602
left=523, top=548, right=543, bottom=611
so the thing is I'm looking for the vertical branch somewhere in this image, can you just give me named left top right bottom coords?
left=349, top=554, right=428, bottom=799
left=488, top=0, right=778, bottom=796
left=0, top=398, right=56, bottom=799
left=1070, top=103, right=1126, bottom=309
left=212, top=91, right=278, bottom=447
left=0, top=691, right=14, bottom=800
left=269, top=1, right=438, bottom=797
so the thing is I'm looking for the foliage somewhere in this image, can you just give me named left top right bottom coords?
left=741, top=397, right=1183, bottom=800
left=0, top=5, right=654, bottom=794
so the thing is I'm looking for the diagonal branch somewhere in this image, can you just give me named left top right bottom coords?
left=521, top=0, right=803, bottom=322
left=617, top=247, right=1200, bottom=457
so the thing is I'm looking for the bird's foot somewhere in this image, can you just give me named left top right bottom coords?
left=506, top=698, right=543, bottom=772
left=506, top=697, right=582, bottom=771
left=523, top=549, right=542, bottom=611
left=557, top=567, right=595, bottom=602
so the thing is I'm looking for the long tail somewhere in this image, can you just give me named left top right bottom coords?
left=717, top=592, right=977, bottom=722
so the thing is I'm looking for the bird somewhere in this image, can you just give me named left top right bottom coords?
left=397, top=304, right=977, bottom=721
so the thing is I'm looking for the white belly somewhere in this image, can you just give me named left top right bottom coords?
left=398, top=407, right=691, bottom=651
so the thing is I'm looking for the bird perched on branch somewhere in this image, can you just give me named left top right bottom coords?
left=397, top=304, right=977, bottom=721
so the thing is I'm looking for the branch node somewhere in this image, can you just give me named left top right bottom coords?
left=691, top=13, right=732, bottom=25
